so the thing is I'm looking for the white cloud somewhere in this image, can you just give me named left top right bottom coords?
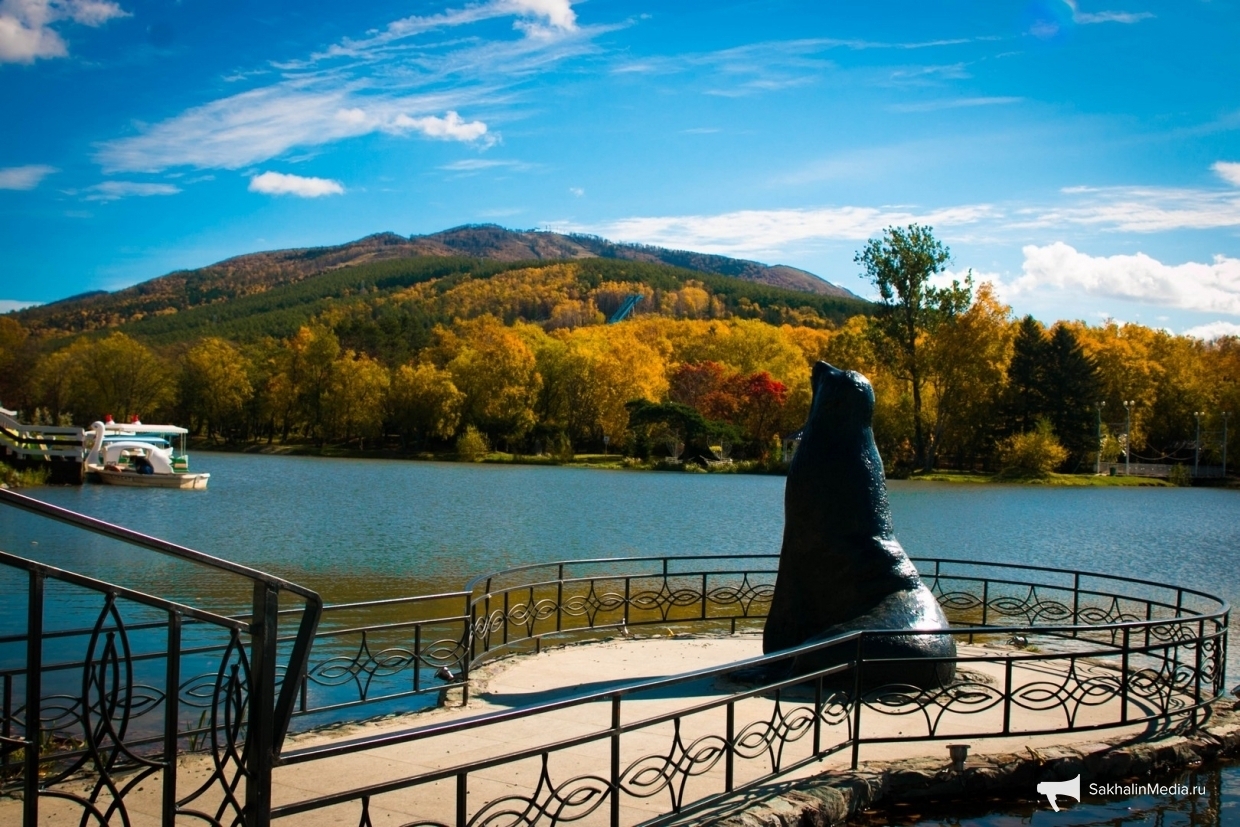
left=1064, top=2, right=1154, bottom=25
left=315, top=0, right=577, bottom=59
left=1018, top=184, right=1240, bottom=233
left=0, top=0, right=127, bottom=64
left=248, top=171, right=344, bottom=198
left=83, top=181, right=181, bottom=201
left=999, top=243, right=1240, bottom=316
left=0, top=299, right=41, bottom=313
left=0, top=164, right=57, bottom=189
left=1183, top=321, right=1240, bottom=341
left=96, top=88, right=494, bottom=172
left=1213, top=162, right=1240, bottom=187
left=90, top=1, right=606, bottom=173
left=889, top=96, right=1022, bottom=113
left=440, top=158, right=529, bottom=171
left=559, top=203, right=998, bottom=259
left=568, top=186, right=584, bottom=197
left=392, top=111, right=490, bottom=143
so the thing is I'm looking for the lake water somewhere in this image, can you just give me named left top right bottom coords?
left=2, top=452, right=1239, bottom=824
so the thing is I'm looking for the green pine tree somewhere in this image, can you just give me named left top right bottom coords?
left=1043, top=324, right=1102, bottom=470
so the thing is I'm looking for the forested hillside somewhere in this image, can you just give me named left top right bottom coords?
left=15, top=225, right=856, bottom=337
left=1, top=227, right=1236, bottom=475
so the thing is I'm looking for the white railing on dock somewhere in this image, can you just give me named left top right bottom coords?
left=0, top=407, right=85, bottom=461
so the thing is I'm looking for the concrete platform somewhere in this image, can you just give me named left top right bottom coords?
left=1, top=634, right=1199, bottom=826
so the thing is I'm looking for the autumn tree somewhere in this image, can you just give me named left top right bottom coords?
left=178, top=338, right=254, bottom=441
left=924, top=282, right=1013, bottom=469
left=389, top=363, right=463, bottom=447
left=323, top=350, right=389, bottom=445
left=0, top=317, right=33, bottom=412
left=33, top=333, right=172, bottom=423
left=437, top=316, right=541, bottom=448
left=856, top=225, right=970, bottom=470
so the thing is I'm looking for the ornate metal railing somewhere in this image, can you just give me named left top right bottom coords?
left=0, top=488, right=323, bottom=827
left=266, top=557, right=1227, bottom=827
left=0, top=488, right=1230, bottom=827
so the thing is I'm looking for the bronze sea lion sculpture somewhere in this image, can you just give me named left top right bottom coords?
left=763, top=362, right=956, bottom=688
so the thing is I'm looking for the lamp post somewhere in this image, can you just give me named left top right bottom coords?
left=1123, top=400, right=1135, bottom=476
left=1194, top=411, right=1203, bottom=477
left=1096, top=401, right=1106, bottom=475
left=1224, top=412, right=1230, bottom=478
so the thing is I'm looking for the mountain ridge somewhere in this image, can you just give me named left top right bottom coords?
left=14, top=225, right=861, bottom=336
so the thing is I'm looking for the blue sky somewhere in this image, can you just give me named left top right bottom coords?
left=2, top=0, right=1239, bottom=337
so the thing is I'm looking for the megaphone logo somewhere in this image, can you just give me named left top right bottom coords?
left=1036, top=774, right=1081, bottom=811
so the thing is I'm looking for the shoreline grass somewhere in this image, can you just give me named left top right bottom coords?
left=191, top=441, right=1237, bottom=488
left=907, top=469, right=1174, bottom=487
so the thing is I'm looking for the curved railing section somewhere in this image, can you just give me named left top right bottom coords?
left=269, top=555, right=1229, bottom=827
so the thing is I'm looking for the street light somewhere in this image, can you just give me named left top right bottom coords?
left=1194, top=411, right=1203, bottom=478
left=1224, top=412, right=1230, bottom=478
left=1096, top=401, right=1106, bottom=475
left=1123, top=400, right=1135, bottom=476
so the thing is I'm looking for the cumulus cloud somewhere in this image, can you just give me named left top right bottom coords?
left=0, top=164, right=57, bottom=189
left=0, top=0, right=128, bottom=64
left=392, top=111, right=490, bottom=143
left=0, top=299, right=41, bottom=313
left=248, top=171, right=344, bottom=198
left=1183, top=321, right=1240, bottom=341
left=999, top=243, right=1240, bottom=316
left=1213, top=162, right=1240, bottom=187
left=564, top=204, right=998, bottom=258
left=83, top=180, right=180, bottom=201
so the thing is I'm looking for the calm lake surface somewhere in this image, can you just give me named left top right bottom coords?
left=2, top=452, right=1239, bottom=825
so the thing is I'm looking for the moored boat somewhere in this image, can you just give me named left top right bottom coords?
left=85, top=419, right=211, bottom=490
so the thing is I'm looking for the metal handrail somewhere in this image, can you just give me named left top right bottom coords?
left=0, top=488, right=326, bottom=827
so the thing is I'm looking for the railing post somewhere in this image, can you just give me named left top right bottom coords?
left=163, top=611, right=182, bottom=827
left=1120, top=627, right=1130, bottom=724
left=246, top=584, right=279, bottom=827
left=456, top=772, right=468, bottom=827
left=555, top=565, right=564, bottom=633
left=1072, top=572, right=1081, bottom=638
left=23, top=571, right=44, bottom=827
left=611, top=694, right=622, bottom=827
left=1194, top=618, right=1205, bottom=726
left=813, top=676, right=822, bottom=756
left=980, top=581, right=989, bottom=628
left=725, top=700, right=735, bottom=791
left=851, top=635, right=864, bottom=770
left=464, top=593, right=474, bottom=704
left=1002, top=656, right=1012, bottom=735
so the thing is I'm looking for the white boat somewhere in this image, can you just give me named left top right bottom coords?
left=84, top=419, right=210, bottom=490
